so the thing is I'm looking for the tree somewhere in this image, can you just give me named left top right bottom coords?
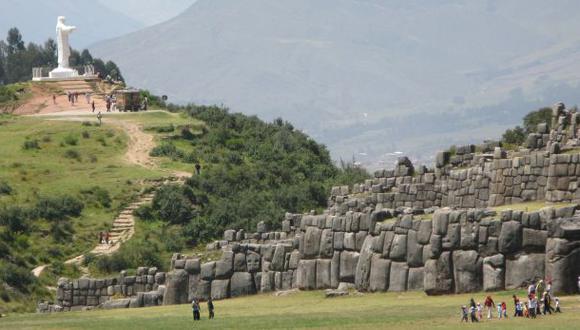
left=104, top=60, right=124, bottom=81
left=6, top=28, right=24, bottom=54
left=80, top=49, right=93, bottom=65
left=68, top=48, right=81, bottom=67
left=523, top=107, right=552, bottom=133
left=502, top=125, right=526, bottom=145
left=42, top=38, right=57, bottom=67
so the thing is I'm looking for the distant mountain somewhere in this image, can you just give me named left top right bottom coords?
left=0, top=0, right=144, bottom=48
left=96, top=0, right=197, bottom=26
left=90, top=0, right=580, bottom=169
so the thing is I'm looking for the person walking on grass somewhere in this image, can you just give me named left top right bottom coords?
left=484, top=295, right=495, bottom=319
left=91, top=100, right=95, bottom=113
left=543, top=292, right=554, bottom=315
left=52, top=94, right=56, bottom=105
left=192, top=299, right=200, bottom=321
left=501, top=301, right=508, bottom=318
left=476, top=302, right=483, bottom=321
left=208, top=297, right=214, bottom=319
left=529, top=296, right=537, bottom=319
left=555, top=297, right=562, bottom=313
left=460, top=306, right=469, bottom=323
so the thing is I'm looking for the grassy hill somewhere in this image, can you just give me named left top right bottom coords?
left=1, top=290, right=580, bottom=329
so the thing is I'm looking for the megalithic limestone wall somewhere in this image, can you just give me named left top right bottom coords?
left=159, top=205, right=580, bottom=306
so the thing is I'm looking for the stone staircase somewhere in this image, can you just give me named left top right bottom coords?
left=54, top=79, right=96, bottom=94
left=90, top=192, right=154, bottom=256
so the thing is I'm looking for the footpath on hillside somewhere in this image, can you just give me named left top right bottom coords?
left=27, top=103, right=190, bottom=276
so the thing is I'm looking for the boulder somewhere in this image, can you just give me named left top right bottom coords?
left=459, top=220, right=478, bottom=250
left=339, top=251, right=359, bottom=283
left=452, top=250, right=482, bottom=293
left=316, top=259, right=332, bottom=289
left=184, top=259, right=201, bottom=274
left=102, top=298, right=131, bottom=309
left=271, top=244, right=287, bottom=271
left=163, top=269, right=189, bottom=305
left=288, top=251, right=300, bottom=270
left=187, top=274, right=199, bottom=302
left=224, top=229, right=236, bottom=241
left=429, top=234, right=442, bottom=258
left=498, top=221, right=523, bottom=255
left=483, top=254, right=505, bottom=292
left=331, top=251, right=340, bottom=288
left=432, top=210, right=449, bottom=235
left=443, top=223, right=460, bottom=250
left=211, top=279, right=230, bottom=300
left=406, top=230, right=423, bottom=267
left=368, top=254, right=390, bottom=292
left=505, top=253, right=545, bottom=289
left=545, top=238, right=580, bottom=293
left=143, top=291, right=162, bottom=307
left=407, top=267, right=424, bottom=291
left=230, top=272, right=256, bottom=297
left=200, top=261, right=216, bottom=281
left=381, top=231, right=395, bottom=258
left=388, top=262, right=409, bottom=292
left=234, top=253, right=247, bottom=272
left=319, top=229, right=334, bottom=258
left=424, top=251, right=454, bottom=295
left=389, top=234, right=407, bottom=261
left=302, top=227, right=322, bottom=258
left=417, top=220, right=432, bottom=244
left=354, top=236, right=374, bottom=291
left=344, top=232, right=356, bottom=251
left=296, top=260, right=317, bottom=290
left=246, top=252, right=261, bottom=273
left=522, top=229, right=548, bottom=249
left=260, top=271, right=275, bottom=292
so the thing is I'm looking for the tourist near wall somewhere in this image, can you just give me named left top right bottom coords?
left=43, top=102, right=580, bottom=311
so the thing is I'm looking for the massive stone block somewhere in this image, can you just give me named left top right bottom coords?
left=302, top=227, right=322, bottom=258
left=545, top=238, right=580, bottom=294
left=522, top=229, right=548, bottom=249
left=211, top=279, right=230, bottom=300
left=459, top=220, right=478, bottom=250
left=453, top=250, right=482, bottom=293
left=200, top=261, right=216, bottom=281
left=331, top=251, right=340, bottom=288
left=406, top=230, right=423, bottom=267
left=187, top=274, right=199, bottom=302
left=443, top=223, right=460, bottom=250
left=389, top=234, right=407, bottom=261
left=483, top=254, right=505, bottom=292
left=369, top=254, right=390, bottom=292
left=316, top=259, right=332, bottom=289
left=498, top=221, right=522, bottom=255
left=296, top=260, right=317, bottom=290
left=339, top=251, right=359, bottom=283
left=354, top=236, right=374, bottom=291
left=195, top=280, right=211, bottom=301
left=407, top=267, right=424, bottom=291
left=381, top=231, right=395, bottom=258
left=230, top=272, right=256, bottom=297
left=388, top=262, right=409, bottom=292
left=163, top=269, right=189, bottom=305
left=246, top=252, right=261, bottom=273
left=260, top=271, right=275, bottom=292
left=505, top=253, right=545, bottom=289
left=344, top=232, right=356, bottom=251
left=215, top=251, right=234, bottom=279
left=234, top=253, right=247, bottom=272
left=417, top=220, right=432, bottom=244
left=424, top=251, right=454, bottom=295
left=271, top=244, right=287, bottom=271
left=184, top=259, right=201, bottom=274
left=432, top=210, right=449, bottom=235
left=319, top=229, right=334, bottom=258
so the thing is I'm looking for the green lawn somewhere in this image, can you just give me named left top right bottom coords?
left=2, top=290, right=579, bottom=329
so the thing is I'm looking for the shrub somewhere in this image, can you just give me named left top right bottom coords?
left=0, top=262, right=35, bottom=293
left=34, top=195, right=84, bottom=221
left=22, top=139, right=40, bottom=150
left=0, top=181, right=12, bottom=195
left=147, top=124, right=174, bottom=133
left=81, top=131, right=90, bottom=139
left=91, top=239, right=162, bottom=273
left=80, top=186, right=111, bottom=208
left=51, top=220, right=73, bottom=242
left=63, top=134, right=78, bottom=146
left=41, top=135, right=51, bottom=143
left=106, top=130, right=115, bottom=138
left=502, top=125, right=526, bottom=145
left=96, top=136, right=107, bottom=146
left=152, top=185, right=194, bottom=225
left=0, top=206, right=30, bottom=233
left=150, top=143, right=183, bottom=160
left=180, top=126, right=194, bottom=140
left=81, top=121, right=94, bottom=127
left=133, top=204, right=154, bottom=221
left=64, top=149, right=81, bottom=161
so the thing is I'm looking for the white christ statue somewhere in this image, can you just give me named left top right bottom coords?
left=49, top=16, right=79, bottom=78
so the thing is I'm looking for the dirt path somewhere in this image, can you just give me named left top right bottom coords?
left=29, top=110, right=190, bottom=277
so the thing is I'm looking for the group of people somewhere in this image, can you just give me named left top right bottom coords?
left=105, top=94, right=116, bottom=112
left=191, top=297, right=214, bottom=321
left=98, top=231, right=112, bottom=245
left=461, top=279, right=562, bottom=323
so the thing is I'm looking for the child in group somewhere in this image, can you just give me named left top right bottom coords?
left=515, top=301, right=523, bottom=317
left=477, top=302, right=483, bottom=320
left=469, top=304, right=479, bottom=322
left=555, top=297, right=562, bottom=313
left=501, top=301, right=508, bottom=318
left=529, top=296, right=537, bottom=319
left=523, top=302, right=530, bottom=318
left=497, top=302, right=503, bottom=319
left=461, top=306, right=469, bottom=322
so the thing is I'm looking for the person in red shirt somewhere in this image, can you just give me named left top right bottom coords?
left=484, top=295, right=495, bottom=319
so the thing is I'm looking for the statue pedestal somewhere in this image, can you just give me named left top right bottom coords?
left=49, top=67, right=79, bottom=79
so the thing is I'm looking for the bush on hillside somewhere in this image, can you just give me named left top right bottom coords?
left=502, top=125, right=526, bottom=145
left=0, top=181, right=12, bottom=195
left=91, top=239, right=163, bottom=273
left=523, top=107, right=552, bottom=133
left=63, top=135, right=78, bottom=146
left=133, top=204, right=154, bottom=221
left=80, top=186, right=112, bottom=208
left=0, top=261, right=35, bottom=293
left=34, top=195, right=84, bottom=221
left=0, top=206, right=30, bottom=233
left=63, top=149, right=81, bottom=161
left=152, top=185, right=195, bottom=225
left=22, top=139, right=39, bottom=150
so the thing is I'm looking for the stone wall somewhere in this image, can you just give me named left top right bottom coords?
left=38, top=267, right=166, bottom=312
left=159, top=204, right=580, bottom=305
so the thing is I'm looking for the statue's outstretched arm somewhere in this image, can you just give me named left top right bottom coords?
left=62, top=25, right=76, bottom=32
